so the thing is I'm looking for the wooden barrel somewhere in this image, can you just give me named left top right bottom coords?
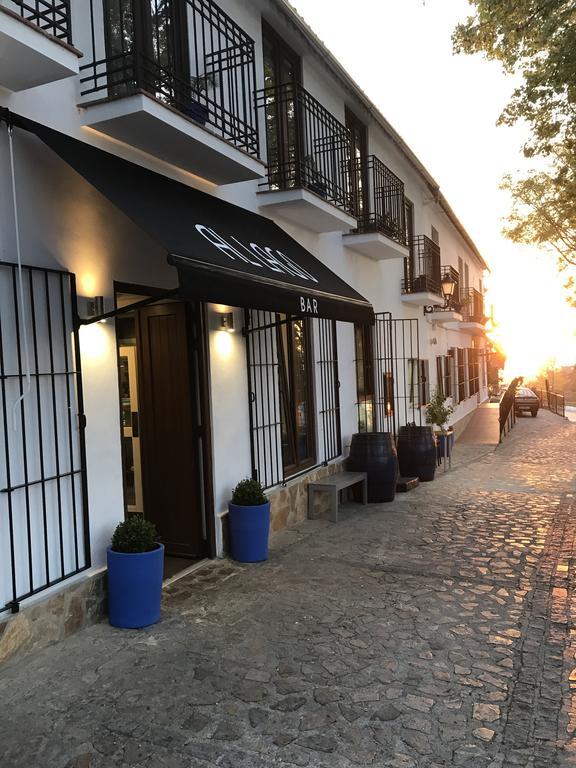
left=397, top=425, right=437, bottom=481
left=347, top=432, right=399, bottom=502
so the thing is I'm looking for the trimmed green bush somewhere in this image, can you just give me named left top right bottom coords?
left=231, top=478, right=268, bottom=506
left=111, top=515, right=158, bottom=553
left=425, top=388, right=455, bottom=430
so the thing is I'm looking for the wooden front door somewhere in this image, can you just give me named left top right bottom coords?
left=137, top=301, right=205, bottom=558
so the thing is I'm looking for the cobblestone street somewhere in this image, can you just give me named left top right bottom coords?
left=1, top=410, right=575, bottom=768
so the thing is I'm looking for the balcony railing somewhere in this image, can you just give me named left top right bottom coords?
left=459, top=287, right=485, bottom=323
left=2, top=0, right=71, bottom=43
left=353, top=155, right=406, bottom=245
left=80, top=0, right=259, bottom=156
left=401, top=235, right=441, bottom=295
left=255, top=82, right=354, bottom=215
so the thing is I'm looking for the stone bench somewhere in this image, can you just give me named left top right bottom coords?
left=307, top=471, right=368, bottom=523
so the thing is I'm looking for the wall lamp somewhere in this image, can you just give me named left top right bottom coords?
left=219, top=311, right=235, bottom=333
left=87, top=296, right=107, bottom=323
left=424, top=274, right=457, bottom=315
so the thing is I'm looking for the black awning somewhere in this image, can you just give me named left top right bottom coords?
left=6, top=112, right=374, bottom=325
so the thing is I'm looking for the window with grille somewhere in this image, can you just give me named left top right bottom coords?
left=436, top=355, right=452, bottom=400
left=419, top=359, right=430, bottom=406
left=354, top=323, right=375, bottom=432
left=408, top=358, right=429, bottom=407
left=456, top=348, right=466, bottom=402
left=277, top=315, right=316, bottom=477
left=245, top=311, right=340, bottom=489
left=0, top=263, right=89, bottom=615
left=468, top=347, right=480, bottom=396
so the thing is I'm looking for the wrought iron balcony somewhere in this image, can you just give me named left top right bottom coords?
left=401, top=235, right=441, bottom=296
left=352, top=155, right=406, bottom=245
left=80, top=0, right=259, bottom=157
left=459, top=287, right=485, bottom=323
left=1, top=0, right=71, bottom=44
left=255, top=82, right=354, bottom=215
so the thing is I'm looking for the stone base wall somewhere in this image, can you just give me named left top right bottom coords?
left=268, top=460, right=346, bottom=533
left=0, top=570, right=106, bottom=669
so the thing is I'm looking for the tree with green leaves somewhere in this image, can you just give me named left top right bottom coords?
left=453, top=1, right=576, bottom=297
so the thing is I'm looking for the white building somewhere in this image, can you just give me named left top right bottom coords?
left=0, top=0, right=488, bottom=641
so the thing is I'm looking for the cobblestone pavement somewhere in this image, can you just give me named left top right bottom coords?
left=1, top=411, right=576, bottom=768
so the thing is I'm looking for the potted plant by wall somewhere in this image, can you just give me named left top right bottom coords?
left=425, top=388, right=455, bottom=462
left=228, top=478, right=270, bottom=563
left=107, top=515, right=164, bottom=629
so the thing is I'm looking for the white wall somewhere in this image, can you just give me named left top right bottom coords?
left=0, top=0, right=490, bottom=599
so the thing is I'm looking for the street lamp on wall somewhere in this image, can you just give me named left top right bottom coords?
left=424, top=273, right=457, bottom=315
left=441, top=274, right=457, bottom=306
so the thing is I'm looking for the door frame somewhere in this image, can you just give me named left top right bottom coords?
left=113, top=281, right=216, bottom=558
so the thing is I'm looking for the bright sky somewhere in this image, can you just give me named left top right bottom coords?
left=289, top=0, right=576, bottom=379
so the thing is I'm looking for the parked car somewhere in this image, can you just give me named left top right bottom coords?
left=514, top=386, right=540, bottom=417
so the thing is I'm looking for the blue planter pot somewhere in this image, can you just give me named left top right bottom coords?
left=107, top=543, right=164, bottom=629
left=228, top=502, right=270, bottom=563
left=436, top=430, right=455, bottom=461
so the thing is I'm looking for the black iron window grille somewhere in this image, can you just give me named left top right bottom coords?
left=245, top=310, right=341, bottom=490
left=401, top=235, right=441, bottom=296
left=317, top=318, right=341, bottom=464
left=255, top=82, right=354, bottom=215
left=436, top=354, right=452, bottom=400
left=3, top=0, right=72, bottom=43
left=468, top=347, right=480, bottom=396
left=456, top=347, right=467, bottom=402
left=460, top=288, right=485, bottom=323
left=0, top=263, right=89, bottom=615
left=356, top=313, right=422, bottom=436
left=411, top=358, right=430, bottom=407
left=353, top=156, right=406, bottom=245
left=80, top=0, right=259, bottom=156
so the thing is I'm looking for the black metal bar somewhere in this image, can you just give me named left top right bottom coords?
left=5, top=0, right=72, bottom=44
left=44, top=271, right=65, bottom=579
left=79, top=288, right=178, bottom=326
left=28, top=268, right=51, bottom=586
left=70, top=273, right=91, bottom=570
left=0, top=266, right=18, bottom=610
left=11, top=267, right=34, bottom=596
left=1, top=468, right=83, bottom=494
left=59, top=274, right=80, bottom=571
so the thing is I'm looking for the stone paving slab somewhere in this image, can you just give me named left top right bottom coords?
left=0, top=411, right=575, bottom=768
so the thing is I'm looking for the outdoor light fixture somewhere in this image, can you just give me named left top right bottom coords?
left=441, top=274, right=457, bottom=304
left=424, top=273, right=457, bottom=315
left=87, top=296, right=107, bottom=323
left=219, top=311, right=235, bottom=333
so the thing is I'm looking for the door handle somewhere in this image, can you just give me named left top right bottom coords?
left=132, top=412, right=140, bottom=438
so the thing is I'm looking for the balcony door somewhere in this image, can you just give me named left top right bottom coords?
left=404, top=198, right=416, bottom=288
left=262, top=24, right=301, bottom=189
left=346, top=109, right=368, bottom=222
left=104, top=0, right=190, bottom=108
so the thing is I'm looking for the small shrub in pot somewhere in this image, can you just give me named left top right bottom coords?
left=107, top=514, right=164, bottom=629
left=228, top=478, right=270, bottom=563
left=231, top=478, right=268, bottom=506
left=111, top=515, right=158, bottom=553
